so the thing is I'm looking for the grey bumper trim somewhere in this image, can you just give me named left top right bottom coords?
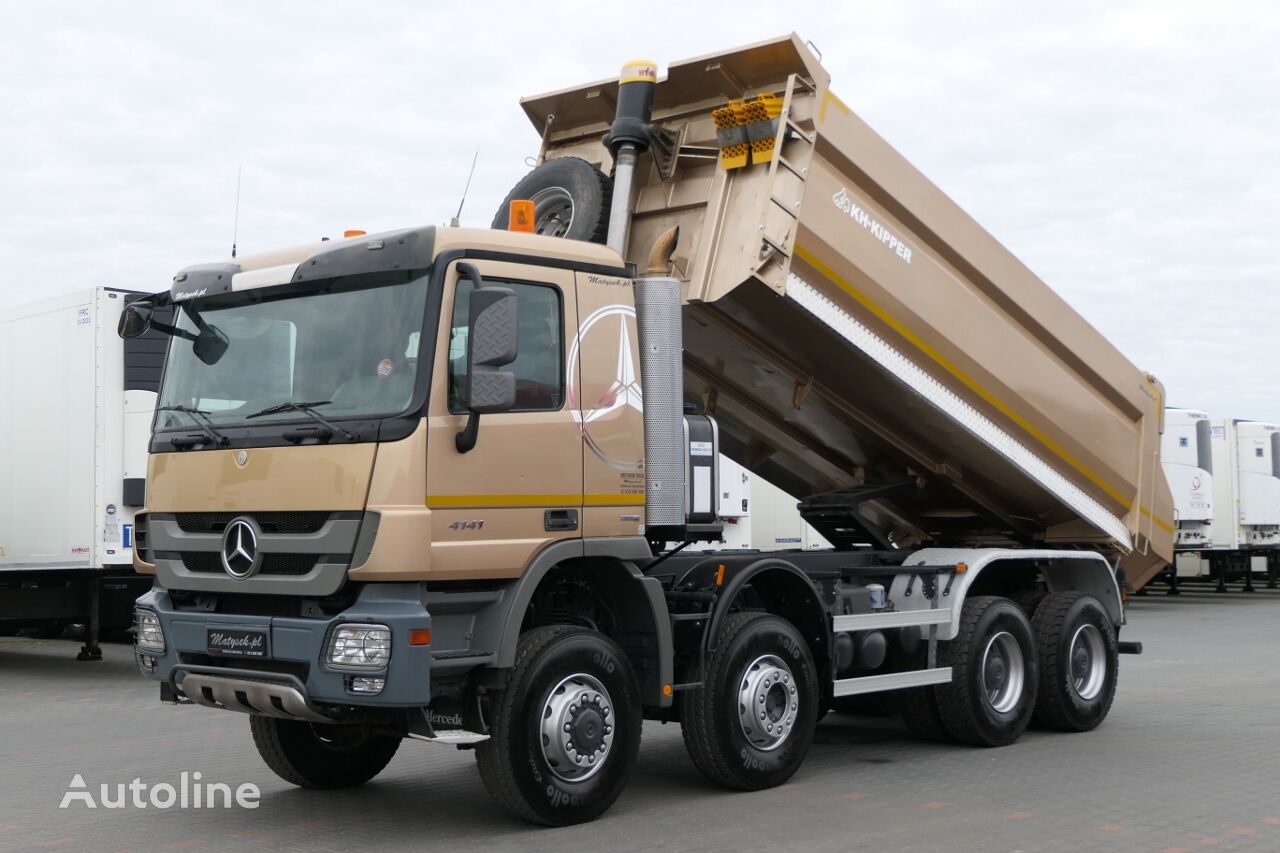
left=180, top=671, right=332, bottom=723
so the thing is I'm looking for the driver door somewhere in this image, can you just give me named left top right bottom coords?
left=425, top=259, right=583, bottom=579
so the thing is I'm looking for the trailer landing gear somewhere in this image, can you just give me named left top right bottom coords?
left=76, top=578, right=103, bottom=661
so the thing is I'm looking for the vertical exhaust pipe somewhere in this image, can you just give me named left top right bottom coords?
left=605, top=60, right=657, bottom=257
left=635, top=227, right=684, bottom=537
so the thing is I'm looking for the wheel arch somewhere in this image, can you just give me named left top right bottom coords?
left=899, top=548, right=1123, bottom=641
left=485, top=538, right=673, bottom=707
left=676, top=556, right=831, bottom=688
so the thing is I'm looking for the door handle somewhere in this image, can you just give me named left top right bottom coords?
left=545, top=509, right=579, bottom=531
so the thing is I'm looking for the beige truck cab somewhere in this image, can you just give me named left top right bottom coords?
left=121, top=35, right=1169, bottom=826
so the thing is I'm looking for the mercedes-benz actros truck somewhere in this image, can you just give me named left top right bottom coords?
left=118, top=35, right=1172, bottom=825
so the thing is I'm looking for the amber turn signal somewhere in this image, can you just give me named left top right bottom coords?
left=408, top=628, right=432, bottom=646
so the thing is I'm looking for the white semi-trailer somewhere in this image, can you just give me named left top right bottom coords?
left=1193, top=419, right=1280, bottom=591
left=1160, top=408, right=1214, bottom=550
left=0, top=286, right=163, bottom=656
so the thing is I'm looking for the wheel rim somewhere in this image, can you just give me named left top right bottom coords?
left=1068, top=623, right=1107, bottom=701
left=529, top=187, right=575, bottom=237
left=981, top=631, right=1025, bottom=714
left=539, top=672, right=615, bottom=782
left=737, top=654, right=799, bottom=752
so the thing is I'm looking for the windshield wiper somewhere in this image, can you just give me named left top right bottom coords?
left=156, top=405, right=229, bottom=448
left=246, top=400, right=356, bottom=441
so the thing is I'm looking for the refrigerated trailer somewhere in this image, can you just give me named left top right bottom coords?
left=0, top=287, right=163, bottom=656
left=119, top=35, right=1172, bottom=825
left=1161, top=408, right=1214, bottom=550
left=1194, top=419, right=1280, bottom=590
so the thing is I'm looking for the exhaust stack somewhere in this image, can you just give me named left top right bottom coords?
left=635, top=226, right=684, bottom=535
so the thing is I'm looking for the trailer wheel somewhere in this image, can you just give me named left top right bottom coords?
left=682, top=612, right=818, bottom=790
left=491, top=157, right=612, bottom=243
left=1030, top=592, right=1118, bottom=732
left=476, top=625, right=641, bottom=826
left=249, top=717, right=400, bottom=789
left=932, top=596, right=1037, bottom=747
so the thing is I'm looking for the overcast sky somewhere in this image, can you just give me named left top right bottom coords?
left=2, top=2, right=1277, bottom=421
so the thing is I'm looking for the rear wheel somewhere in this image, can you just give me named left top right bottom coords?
left=491, top=158, right=611, bottom=243
left=932, top=596, right=1038, bottom=747
left=682, top=612, right=818, bottom=790
left=1008, top=589, right=1047, bottom=620
left=249, top=717, right=400, bottom=789
left=1031, top=592, right=1118, bottom=732
left=476, top=626, right=641, bottom=826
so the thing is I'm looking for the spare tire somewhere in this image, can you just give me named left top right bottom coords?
left=491, top=157, right=611, bottom=243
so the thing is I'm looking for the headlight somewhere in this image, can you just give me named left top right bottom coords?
left=327, top=624, right=391, bottom=669
left=135, top=609, right=165, bottom=654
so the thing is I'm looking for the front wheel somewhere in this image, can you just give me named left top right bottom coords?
left=1031, top=592, right=1119, bottom=732
left=682, top=612, right=819, bottom=790
left=476, top=626, right=641, bottom=826
left=249, top=717, right=400, bottom=789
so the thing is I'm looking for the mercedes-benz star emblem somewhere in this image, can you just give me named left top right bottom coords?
left=568, top=305, right=645, bottom=472
left=221, top=517, right=261, bottom=579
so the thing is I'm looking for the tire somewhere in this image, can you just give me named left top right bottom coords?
left=932, top=596, right=1038, bottom=747
left=899, top=679, right=951, bottom=743
left=491, top=157, right=612, bottom=243
left=682, top=612, right=819, bottom=790
left=1008, top=589, right=1047, bottom=620
left=476, top=626, right=641, bottom=826
left=249, top=717, right=400, bottom=789
left=1030, top=592, right=1119, bottom=732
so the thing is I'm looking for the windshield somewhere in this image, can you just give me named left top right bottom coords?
left=156, top=271, right=430, bottom=428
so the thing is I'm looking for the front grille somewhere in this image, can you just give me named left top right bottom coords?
left=182, top=553, right=322, bottom=576
left=175, top=511, right=331, bottom=535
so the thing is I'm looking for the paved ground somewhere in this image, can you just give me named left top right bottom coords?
left=3, top=585, right=1280, bottom=852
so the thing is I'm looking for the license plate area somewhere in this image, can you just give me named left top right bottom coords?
left=206, top=626, right=269, bottom=658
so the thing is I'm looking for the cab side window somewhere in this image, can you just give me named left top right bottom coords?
left=448, top=276, right=564, bottom=413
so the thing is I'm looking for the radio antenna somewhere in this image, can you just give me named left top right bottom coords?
left=231, top=164, right=242, bottom=258
left=450, top=148, right=480, bottom=227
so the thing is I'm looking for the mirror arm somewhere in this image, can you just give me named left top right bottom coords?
left=149, top=319, right=198, bottom=343
left=454, top=262, right=488, bottom=454
left=457, top=262, right=485, bottom=291
left=455, top=412, right=481, bottom=454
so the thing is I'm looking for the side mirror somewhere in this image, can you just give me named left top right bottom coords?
left=464, top=286, right=518, bottom=413
left=118, top=302, right=153, bottom=339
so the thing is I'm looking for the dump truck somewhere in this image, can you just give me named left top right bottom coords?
left=119, top=35, right=1172, bottom=825
left=0, top=286, right=163, bottom=657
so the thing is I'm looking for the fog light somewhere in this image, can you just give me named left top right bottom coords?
left=326, top=623, right=391, bottom=669
left=135, top=609, right=165, bottom=654
left=348, top=676, right=386, bottom=695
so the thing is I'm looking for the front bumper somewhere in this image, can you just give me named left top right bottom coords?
left=135, top=582, right=432, bottom=715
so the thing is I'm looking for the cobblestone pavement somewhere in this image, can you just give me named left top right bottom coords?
left=2, top=586, right=1279, bottom=852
